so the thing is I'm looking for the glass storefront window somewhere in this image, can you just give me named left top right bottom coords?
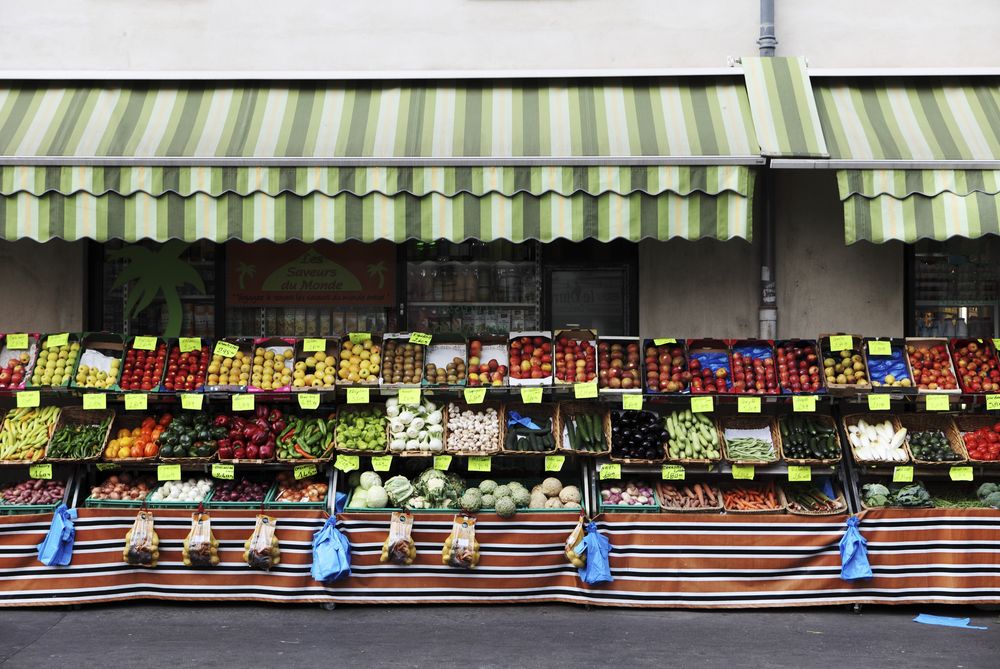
left=911, top=238, right=1000, bottom=338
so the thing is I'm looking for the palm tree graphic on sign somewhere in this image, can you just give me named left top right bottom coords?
left=237, top=262, right=257, bottom=290
left=110, top=241, right=206, bottom=337
left=367, top=261, right=387, bottom=289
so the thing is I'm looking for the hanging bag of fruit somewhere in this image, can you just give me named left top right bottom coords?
left=573, top=521, right=613, bottom=585
left=123, top=510, right=159, bottom=567
left=442, top=513, right=479, bottom=569
left=244, top=514, right=281, bottom=570
left=311, top=515, right=351, bottom=582
left=564, top=515, right=587, bottom=569
left=183, top=510, right=220, bottom=567
left=381, top=511, right=416, bottom=566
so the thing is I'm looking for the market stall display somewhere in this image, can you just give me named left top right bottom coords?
left=248, top=339, right=295, bottom=392
left=775, top=339, right=825, bottom=394
left=686, top=339, right=731, bottom=394
left=292, top=338, right=338, bottom=390
left=0, top=333, right=37, bottom=390
left=657, top=482, right=722, bottom=512
left=388, top=397, right=445, bottom=454
left=820, top=334, right=869, bottom=393
left=0, top=406, right=60, bottom=462
left=610, top=409, right=667, bottom=462
left=27, top=334, right=79, bottom=389
left=863, top=337, right=914, bottom=391
left=553, top=330, right=597, bottom=386
left=216, top=407, right=286, bottom=462
left=72, top=333, right=123, bottom=390
left=380, top=335, right=426, bottom=386
left=104, top=415, right=167, bottom=461
left=904, top=338, right=959, bottom=393
left=275, top=413, right=335, bottom=461
left=860, top=481, right=932, bottom=508
left=599, top=479, right=658, bottom=511
left=954, top=416, right=1000, bottom=463
left=86, top=473, right=154, bottom=507
left=507, top=332, right=553, bottom=386
left=119, top=337, right=168, bottom=391
left=338, top=335, right=381, bottom=386
left=642, top=339, right=688, bottom=394
left=950, top=338, right=1000, bottom=393
left=445, top=402, right=500, bottom=454
left=205, top=339, right=252, bottom=392
left=465, top=337, right=508, bottom=387
left=721, top=417, right=780, bottom=465
left=597, top=337, right=642, bottom=393
left=0, top=479, right=65, bottom=511
left=783, top=484, right=846, bottom=515
left=779, top=415, right=841, bottom=464
left=663, top=408, right=722, bottom=462
left=334, top=406, right=388, bottom=454
left=148, top=478, right=214, bottom=506
left=558, top=403, right=610, bottom=455
left=157, top=412, right=220, bottom=462
left=844, top=415, right=907, bottom=464
left=45, top=408, right=114, bottom=461
left=722, top=483, right=785, bottom=513
left=897, top=414, right=966, bottom=464
left=162, top=341, right=210, bottom=392
left=270, top=471, right=328, bottom=506
left=208, top=478, right=269, bottom=507
left=729, top=339, right=778, bottom=394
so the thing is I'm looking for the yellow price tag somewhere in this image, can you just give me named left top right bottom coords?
left=371, top=455, right=393, bottom=472
left=544, top=455, right=565, bottom=472
left=467, top=456, right=492, bottom=472
left=132, top=336, right=157, bottom=351
left=993, top=338, right=1000, bottom=351
left=297, top=393, right=320, bottom=410
left=348, top=332, right=371, bottom=345
left=520, top=387, right=543, bottom=403
left=212, top=464, right=234, bottom=480
left=232, top=394, right=255, bottom=412
left=179, top=337, right=201, bottom=352
left=574, top=381, right=598, bottom=399
left=409, top=332, right=432, bottom=346
left=691, top=395, right=714, bottom=413
left=792, top=395, right=817, bottom=412
left=294, top=464, right=318, bottom=480
left=986, top=395, right=1000, bottom=411
left=653, top=338, right=677, bottom=346
left=661, top=465, right=685, bottom=480
left=950, top=466, right=974, bottom=482
left=893, top=466, right=914, bottom=483
left=925, top=394, right=950, bottom=411
left=346, top=387, right=370, bottom=404
left=16, top=391, right=39, bottom=408
left=5, top=333, right=28, bottom=349
left=82, top=393, right=107, bottom=410
left=622, top=394, right=643, bottom=411
left=867, top=340, right=892, bottom=356
left=214, top=341, right=239, bottom=358
left=334, top=455, right=360, bottom=472
left=731, top=464, right=755, bottom=480
left=46, top=333, right=69, bottom=348
left=463, top=387, right=487, bottom=404
left=124, top=394, right=147, bottom=411
left=868, top=394, right=891, bottom=410
left=433, top=455, right=452, bottom=471
left=828, top=335, right=853, bottom=351
left=302, top=338, right=326, bottom=352
left=29, top=463, right=52, bottom=480
left=787, top=465, right=812, bottom=482
left=157, top=464, right=181, bottom=481
left=180, top=393, right=203, bottom=411
left=738, top=396, right=761, bottom=413
left=398, top=388, right=420, bottom=405
left=599, top=463, right=621, bottom=480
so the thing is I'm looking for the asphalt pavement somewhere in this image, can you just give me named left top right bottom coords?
left=0, top=604, right=998, bottom=668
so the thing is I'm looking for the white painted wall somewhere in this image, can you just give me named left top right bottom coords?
left=0, top=0, right=995, bottom=74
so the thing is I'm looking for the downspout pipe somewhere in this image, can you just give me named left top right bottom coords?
left=758, top=0, right=778, bottom=339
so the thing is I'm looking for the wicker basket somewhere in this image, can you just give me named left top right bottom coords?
left=392, top=404, right=452, bottom=457
left=656, top=481, right=724, bottom=513
left=159, top=455, right=217, bottom=465
left=501, top=402, right=558, bottom=456
left=102, top=413, right=159, bottom=464
left=44, top=406, right=115, bottom=462
left=897, top=413, right=968, bottom=466
left=777, top=414, right=843, bottom=466
left=721, top=483, right=787, bottom=514
left=719, top=416, right=781, bottom=465
left=0, top=407, right=61, bottom=464
left=441, top=401, right=503, bottom=456
left=953, top=415, right=1000, bottom=465
left=333, top=405, right=389, bottom=455
left=557, top=402, right=611, bottom=456
left=663, top=410, right=725, bottom=464
left=842, top=412, right=906, bottom=467
left=783, top=485, right=848, bottom=516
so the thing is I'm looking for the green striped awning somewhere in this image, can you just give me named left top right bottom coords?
left=741, top=56, right=828, bottom=158
left=840, top=169, right=1000, bottom=243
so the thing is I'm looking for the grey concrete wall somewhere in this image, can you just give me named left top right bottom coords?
left=0, top=241, right=86, bottom=332
left=774, top=171, right=905, bottom=338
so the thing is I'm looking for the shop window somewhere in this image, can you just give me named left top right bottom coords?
left=910, top=238, right=1000, bottom=338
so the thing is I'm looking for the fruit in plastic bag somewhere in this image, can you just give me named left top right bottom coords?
left=380, top=511, right=417, bottom=565
left=183, top=511, right=220, bottom=567
left=123, top=511, right=160, bottom=567
left=441, top=514, right=479, bottom=568
left=564, top=516, right=587, bottom=569
left=244, top=514, right=280, bottom=570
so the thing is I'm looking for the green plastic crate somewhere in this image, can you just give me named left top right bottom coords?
left=0, top=501, right=61, bottom=516
left=205, top=482, right=272, bottom=510
left=84, top=493, right=150, bottom=509
left=144, top=483, right=214, bottom=509
left=598, top=487, right=662, bottom=514
left=264, top=480, right=330, bottom=510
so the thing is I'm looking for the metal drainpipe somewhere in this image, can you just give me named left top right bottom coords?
left=757, top=0, right=777, bottom=339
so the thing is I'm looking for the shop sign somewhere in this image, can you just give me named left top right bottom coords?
left=227, top=240, right=395, bottom=306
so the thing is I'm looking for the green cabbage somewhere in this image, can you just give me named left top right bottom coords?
left=365, top=485, right=389, bottom=508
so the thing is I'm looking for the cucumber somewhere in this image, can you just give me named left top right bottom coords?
left=565, top=417, right=579, bottom=450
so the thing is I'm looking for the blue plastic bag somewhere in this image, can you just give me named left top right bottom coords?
left=311, top=516, right=351, bottom=582
left=37, top=503, right=77, bottom=567
left=839, top=515, right=872, bottom=581
left=574, top=521, right=613, bottom=585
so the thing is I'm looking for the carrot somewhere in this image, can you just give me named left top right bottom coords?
left=694, top=483, right=705, bottom=506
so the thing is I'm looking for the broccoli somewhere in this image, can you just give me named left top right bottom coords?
left=977, top=482, right=999, bottom=500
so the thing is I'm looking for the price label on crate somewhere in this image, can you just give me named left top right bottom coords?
left=545, top=455, right=565, bottom=472
left=16, top=390, right=39, bottom=408
left=737, top=396, right=761, bottom=413
left=181, top=393, right=203, bottom=411
left=302, top=338, right=326, bottom=352
left=5, top=333, right=28, bottom=349
left=986, top=395, right=1000, bottom=411
left=950, top=466, right=974, bottom=482
left=46, top=333, right=69, bottom=348
left=214, top=341, right=239, bottom=358
left=828, top=335, right=853, bottom=351
left=467, top=456, right=492, bottom=472
left=157, top=464, right=181, bottom=481
left=96, top=463, right=119, bottom=472
left=653, top=338, right=677, bottom=345
left=124, top=394, right=148, bottom=411
left=622, top=394, right=643, bottom=411
left=892, top=466, right=914, bottom=483
left=787, top=465, right=812, bottom=482
left=731, top=464, right=755, bottom=480
left=520, top=387, right=543, bottom=403
left=231, top=394, right=255, bottom=412
left=294, top=464, right=318, bottom=480
left=398, top=388, right=420, bottom=405
left=371, top=456, right=393, bottom=472
left=433, top=455, right=452, bottom=471
left=346, top=387, right=370, bottom=404
left=792, top=395, right=817, bottom=413
left=297, top=393, right=320, bottom=410
left=179, top=337, right=202, bottom=353
left=132, top=336, right=157, bottom=351
left=994, top=338, right=1000, bottom=351
left=925, top=394, right=950, bottom=411
left=348, top=332, right=371, bottom=345
left=334, top=455, right=360, bottom=472
left=463, top=387, right=487, bottom=404
left=867, top=340, right=892, bottom=356
left=661, top=465, right=685, bottom=481
left=574, top=382, right=598, bottom=399
left=212, top=464, right=234, bottom=480
left=690, top=396, right=714, bottom=413
left=599, top=463, right=621, bottom=480
left=82, top=393, right=107, bottom=410
left=409, top=332, right=432, bottom=346
left=29, top=463, right=52, bottom=480
left=868, top=394, right=891, bottom=411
